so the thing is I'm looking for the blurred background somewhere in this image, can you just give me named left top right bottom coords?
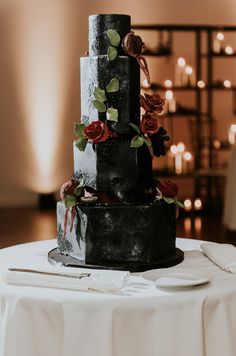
left=1, top=0, right=236, bottom=247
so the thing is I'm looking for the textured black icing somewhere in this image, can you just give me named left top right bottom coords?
left=74, top=140, right=152, bottom=202
left=79, top=201, right=176, bottom=264
left=89, top=14, right=130, bottom=56
left=56, top=14, right=181, bottom=269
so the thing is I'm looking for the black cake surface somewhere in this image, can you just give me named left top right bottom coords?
left=55, top=14, right=184, bottom=271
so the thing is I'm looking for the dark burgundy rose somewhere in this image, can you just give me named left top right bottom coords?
left=158, top=180, right=178, bottom=197
left=83, top=120, right=110, bottom=144
left=60, top=179, right=79, bottom=200
left=122, top=32, right=150, bottom=85
left=140, top=112, right=160, bottom=136
left=140, top=94, right=165, bottom=113
left=122, top=31, right=144, bottom=57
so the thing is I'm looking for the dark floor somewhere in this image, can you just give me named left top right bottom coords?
left=0, top=207, right=236, bottom=250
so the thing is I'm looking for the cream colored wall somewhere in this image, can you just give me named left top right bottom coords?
left=0, top=0, right=236, bottom=207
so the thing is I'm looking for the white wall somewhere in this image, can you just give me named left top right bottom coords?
left=0, top=0, right=236, bottom=207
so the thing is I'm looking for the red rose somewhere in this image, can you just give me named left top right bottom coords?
left=140, top=94, right=165, bottom=113
left=158, top=180, right=178, bottom=197
left=140, top=112, right=160, bottom=136
left=83, top=120, right=110, bottom=144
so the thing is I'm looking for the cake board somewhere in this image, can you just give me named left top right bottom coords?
left=48, top=248, right=184, bottom=273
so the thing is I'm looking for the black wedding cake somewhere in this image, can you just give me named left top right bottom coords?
left=54, top=14, right=184, bottom=272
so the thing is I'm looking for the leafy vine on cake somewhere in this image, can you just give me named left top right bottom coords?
left=60, top=26, right=183, bottom=240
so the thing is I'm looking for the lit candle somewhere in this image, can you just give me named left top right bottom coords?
left=223, top=80, right=232, bottom=88
left=184, top=66, right=196, bottom=86
left=228, top=124, right=236, bottom=144
left=165, top=90, right=176, bottom=113
left=183, top=151, right=192, bottom=173
left=174, top=142, right=185, bottom=174
left=225, top=45, right=234, bottom=55
left=168, top=144, right=178, bottom=172
left=184, top=199, right=192, bottom=211
left=213, top=32, right=224, bottom=53
left=175, top=57, right=186, bottom=87
left=164, top=79, right=173, bottom=88
left=194, top=198, right=202, bottom=210
left=197, top=80, right=205, bottom=89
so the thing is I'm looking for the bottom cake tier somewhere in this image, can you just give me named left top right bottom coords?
left=56, top=201, right=183, bottom=271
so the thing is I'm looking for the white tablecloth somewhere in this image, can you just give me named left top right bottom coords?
left=1, top=239, right=236, bottom=356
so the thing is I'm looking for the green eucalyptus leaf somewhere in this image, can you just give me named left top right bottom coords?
left=74, top=123, right=86, bottom=137
left=107, top=46, right=117, bottom=61
left=75, top=138, right=88, bottom=151
left=163, top=196, right=175, bottom=204
left=175, top=200, right=185, bottom=208
left=131, top=135, right=144, bottom=148
left=106, top=78, right=120, bottom=93
left=106, top=108, right=118, bottom=122
left=93, top=87, right=106, bottom=102
left=63, top=195, right=77, bottom=209
left=106, top=29, right=121, bottom=46
left=129, top=123, right=140, bottom=135
left=74, top=186, right=83, bottom=197
left=92, top=100, right=107, bottom=112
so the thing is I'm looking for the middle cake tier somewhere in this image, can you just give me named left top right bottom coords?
left=80, top=55, right=140, bottom=136
left=74, top=140, right=153, bottom=203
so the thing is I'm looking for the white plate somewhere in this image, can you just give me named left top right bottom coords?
left=142, top=269, right=210, bottom=288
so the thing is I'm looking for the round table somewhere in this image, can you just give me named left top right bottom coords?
left=0, top=238, right=236, bottom=356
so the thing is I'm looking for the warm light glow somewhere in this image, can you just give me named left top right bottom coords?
left=177, top=57, right=186, bottom=66
left=184, top=199, right=192, bottom=211
left=170, top=144, right=178, bottom=155
left=185, top=66, right=193, bottom=75
left=223, top=80, right=232, bottom=88
left=194, top=198, right=202, bottom=210
left=142, top=79, right=149, bottom=88
left=165, top=90, right=174, bottom=100
left=177, top=142, right=185, bottom=153
left=184, top=217, right=192, bottom=232
left=197, top=80, right=205, bottom=89
left=225, top=45, right=233, bottom=55
left=194, top=217, right=202, bottom=232
left=164, top=79, right=173, bottom=88
left=230, top=124, right=236, bottom=133
left=183, top=151, right=192, bottom=161
left=11, top=3, right=72, bottom=192
left=216, top=32, right=224, bottom=41
left=213, top=139, right=221, bottom=149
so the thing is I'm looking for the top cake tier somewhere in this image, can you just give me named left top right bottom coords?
left=89, top=14, right=130, bottom=56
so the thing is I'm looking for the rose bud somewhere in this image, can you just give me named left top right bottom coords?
left=140, top=112, right=160, bottom=136
left=158, top=180, right=178, bottom=198
left=83, top=120, right=110, bottom=144
left=60, top=179, right=79, bottom=201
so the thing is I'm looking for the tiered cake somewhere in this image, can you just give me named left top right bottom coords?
left=55, top=14, right=184, bottom=272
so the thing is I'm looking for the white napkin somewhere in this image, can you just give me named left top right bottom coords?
left=3, top=267, right=130, bottom=292
left=201, top=242, right=236, bottom=273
